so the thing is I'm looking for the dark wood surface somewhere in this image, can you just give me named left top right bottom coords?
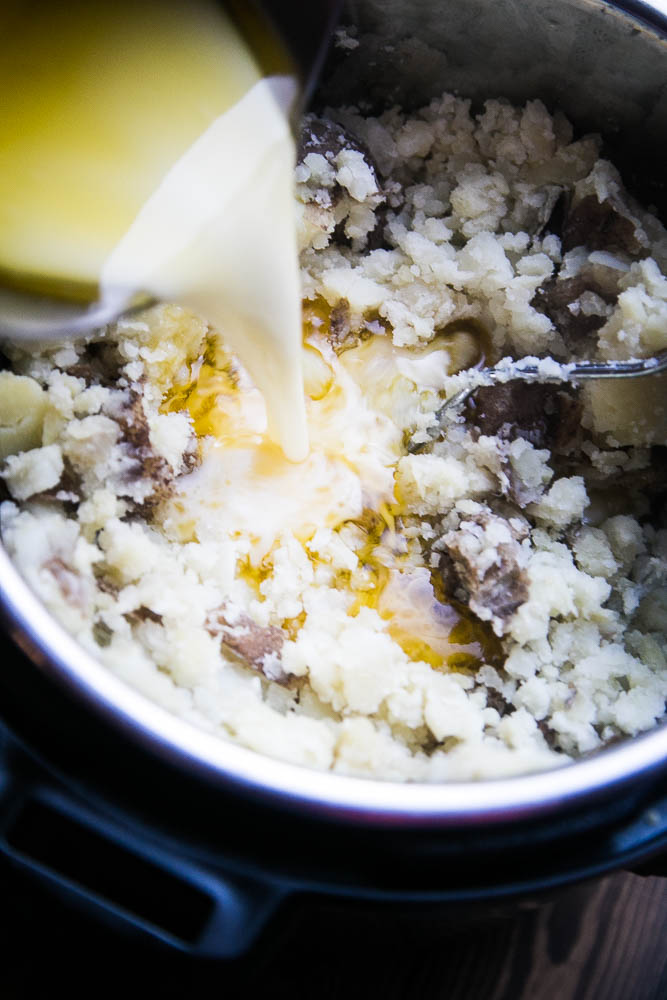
left=3, top=867, right=666, bottom=998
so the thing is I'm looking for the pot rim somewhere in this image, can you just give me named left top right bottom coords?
left=2, top=0, right=667, bottom=831
left=617, top=0, right=667, bottom=28
left=1, top=543, right=666, bottom=828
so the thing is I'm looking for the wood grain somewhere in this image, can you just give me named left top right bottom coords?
left=243, top=872, right=667, bottom=1000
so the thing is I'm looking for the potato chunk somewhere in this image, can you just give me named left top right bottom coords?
left=0, top=372, right=47, bottom=460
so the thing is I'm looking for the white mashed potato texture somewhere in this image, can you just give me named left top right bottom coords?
left=1, top=94, right=667, bottom=781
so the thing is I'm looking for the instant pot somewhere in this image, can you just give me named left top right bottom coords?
left=0, top=0, right=666, bottom=959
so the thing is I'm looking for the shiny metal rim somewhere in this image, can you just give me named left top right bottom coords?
left=1, top=543, right=665, bottom=827
left=1, top=0, right=667, bottom=828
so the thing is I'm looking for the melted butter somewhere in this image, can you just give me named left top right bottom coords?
left=158, top=241, right=496, bottom=669
left=351, top=556, right=501, bottom=671
left=0, top=0, right=307, bottom=461
left=170, top=363, right=400, bottom=563
left=338, top=320, right=487, bottom=406
left=168, top=328, right=403, bottom=565
left=166, top=291, right=499, bottom=671
left=303, top=297, right=335, bottom=336
left=163, top=335, right=266, bottom=445
left=345, top=513, right=501, bottom=672
left=237, top=553, right=272, bottom=597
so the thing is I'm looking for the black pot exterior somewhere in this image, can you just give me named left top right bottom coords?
left=0, top=637, right=665, bottom=959
left=0, top=0, right=666, bottom=958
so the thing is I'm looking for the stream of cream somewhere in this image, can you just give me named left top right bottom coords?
left=101, top=75, right=309, bottom=462
left=1, top=0, right=308, bottom=462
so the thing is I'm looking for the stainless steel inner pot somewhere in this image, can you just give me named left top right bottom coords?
left=0, top=0, right=666, bottom=834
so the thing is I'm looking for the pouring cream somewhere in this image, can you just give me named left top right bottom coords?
left=0, top=0, right=308, bottom=460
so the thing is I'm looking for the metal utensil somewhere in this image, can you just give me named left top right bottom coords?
left=0, top=286, right=154, bottom=343
left=442, top=349, right=667, bottom=411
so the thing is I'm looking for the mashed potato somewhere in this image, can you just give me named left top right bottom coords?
left=1, top=93, right=666, bottom=781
